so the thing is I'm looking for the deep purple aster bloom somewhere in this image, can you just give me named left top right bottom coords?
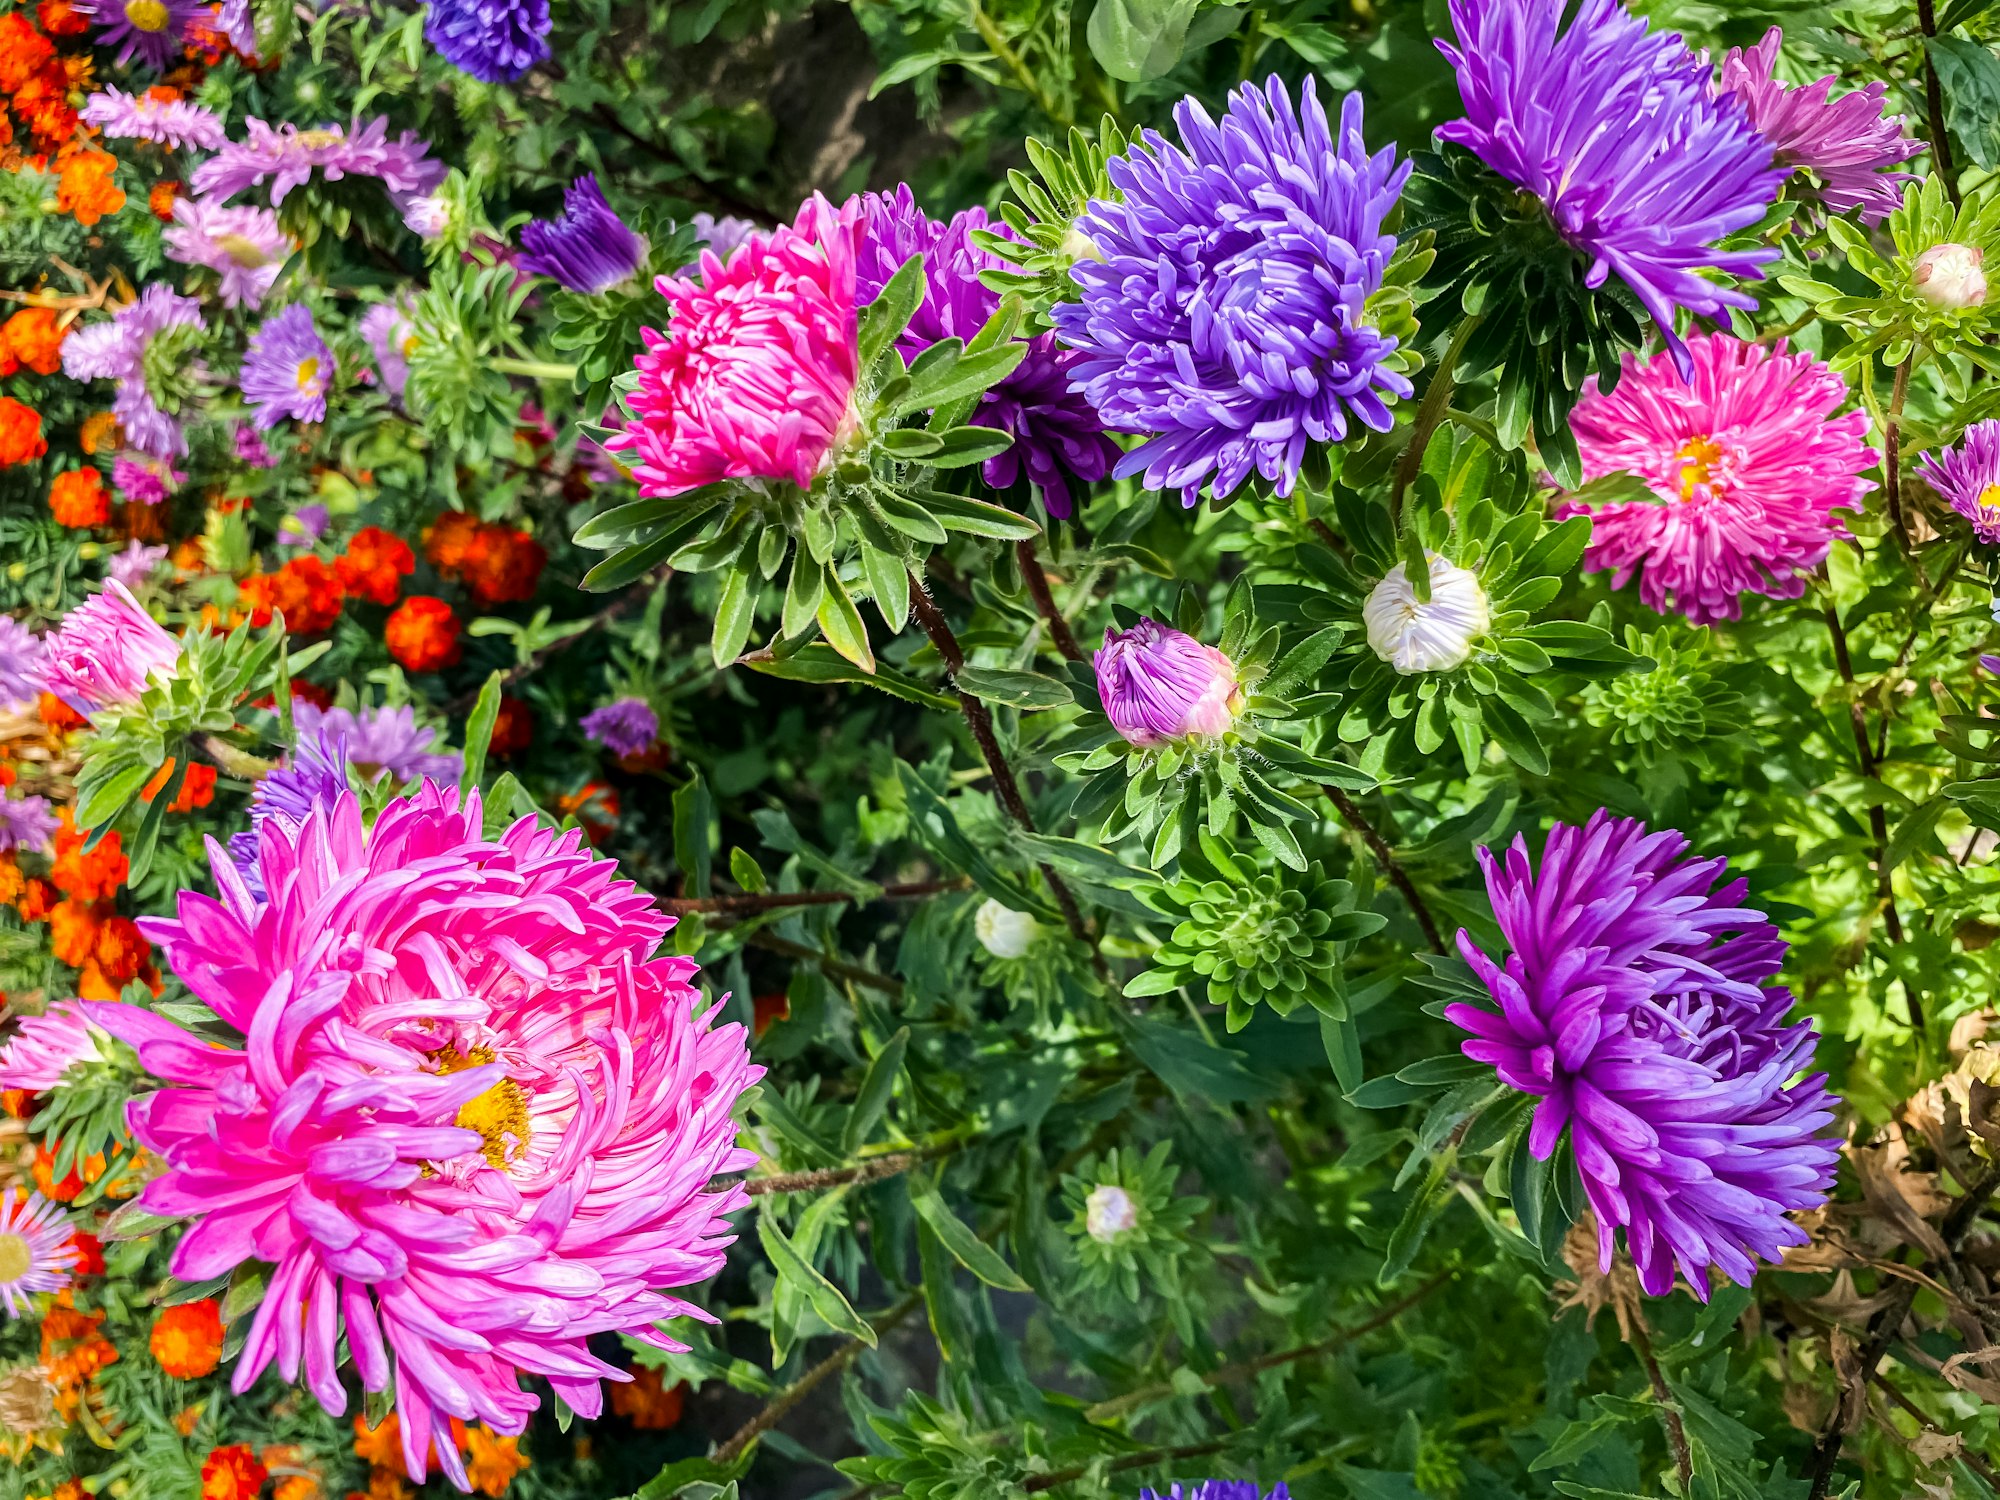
left=227, top=717, right=351, bottom=898
left=1054, top=77, right=1410, bottom=506
left=1093, top=619, right=1242, bottom=750
left=1918, top=419, right=2000, bottom=546
left=296, top=701, right=460, bottom=784
left=1139, top=1485, right=1291, bottom=1500
left=0, top=794, right=58, bottom=855
left=857, top=186, right=1116, bottom=518
left=240, top=305, right=332, bottom=429
left=60, top=284, right=205, bottom=461
left=424, top=0, right=551, bottom=83
left=191, top=118, right=446, bottom=207
left=0, top=617, right=45, bottom=711
left=81, top=86, right=226, bottom=149
left=1449, top=812, right=1838, bottom=1298
left=519, top=175, right=647, bottom=293
left=78, top=0, right=203, bottom=68
left=580, top=696, right=659, bottom=756
left=1436, top=0, right=1784, bottom=380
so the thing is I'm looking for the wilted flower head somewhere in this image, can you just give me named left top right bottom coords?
left=296, top=701, right=460, bottom=783
left=1094, top=619, right=1242, bottom=749
left=425, top=0, right=551, bottom=82
left=0, top=1001, right=105, bottom=1093
left=192, top=118, right=446, bottom=207
left=1918, top=419, right=2000, bottom=546
left=78, top=0, right=202, bottom=67
left=40, top=580, right=180, bottom=717
left=609, top=195, right=860, bottom=497
left=60, top=283, right=206, bottom=460
left=0, top=1192, right=78, bottom=1316
left=165, top=199, right=293, bottom=310
left=1914, top=242, right=1988, bottom=309
left=0, top=616, right=44, bottom=710
left=1055, top=77, right=1411, bottom=505
left=1714, top=28, right=1921, bottom=224
left=0, top=794, right=57, bottom=855
left=1363, top=554, right=1489, bottom=674
left=580, top=696, right=658, bottom=757
left=1564, top=332, right=1873, bottom=624
left=81, top=85, right=227, bottom=149
left=93, top=785, right=760, bottom=1485
left=1436, top=0, right=1782, bottom=377
left=1449, top=811, right=1838, bottom=1297
left=519, top=175, right=647, bottom=293
left=974, top=898, right=1040, bottom=960
left=240, top=305, right=332, bottom=429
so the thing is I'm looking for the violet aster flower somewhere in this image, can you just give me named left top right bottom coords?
left=581, top=696, right=659, bottom=756
left=1918, top=420, right=2000, bottom=546
left=226, top=712, right=352, bottom=894
left=1449, top=812, right=1838, bottom=1297
left=111, top=453, right=185, bottom=504
left=277, top=504, right=330, bottom=547
left=856, top=186, right=1117, bottom=518
left=80, top=86, right=227, bottom=150
left=688, top=212, right=758, bottom=264
left=1054, top=77, right=1411, bottom=506
left=1436, top=0, right=1784, bottom=380
left=240, top=305, right=333, bottom=429
left=0, top=617, right=45, bottom=711
left=41, top=580, right=181, bottom=718
left=165, top=199, right=293, bottom=310
left=1141, top=1487, right=1290, bottom=1500
left=425, top=0, right=551, bottom=83
left=192, top=118, right=446, bottom=207
left=294, top=701, right=459, bottom=783
left=360, top=298, right=418, bottom=401
left=1716, top=28, right=1922, bottom=225
left=519, top=175, right=647, bottom=293
left=1094, top=619, right=1242, bottom=750
left=234, top=423, right=278, bottom=468
left=0, top=794, right=57, bottom=855
left=78, top=0, right=202, bottom=68
left=60, top=284, right=205, bottom=461
left=216, top=0, right=255, bottom=51
left=107, top=539, right=168, bottom=590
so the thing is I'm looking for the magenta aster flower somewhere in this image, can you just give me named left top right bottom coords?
left=1436, top=0, right=1783, bottom=379
left=92, top=785, right=759, bottom=1484
left=77, top=0, right=202, bottom=68
left=1716, top=28, right=1922, bottom=225
left=60, top=284, right=205, bottom=461
left=609, top=194, right=860, bottom=497
left=0, top=616, right=45, bottom=711
left=240, top=305, right=332, bottom=429
left=425, top=0, right=551, bottom=83
left=0, top=1192, right=78, bottom=1316
left=1450, top=812, right=1838, bottom=1297
left=0, top=793, right=57, bottom=855
left=1094, top=619, right=1242, bottom=749
left=1562, top=332, right=1873, bottom=624
left=0, top=1002, right=106, bottom=1093
left=112, top=453, right=185, bottom=504
left=580, top=696, right=658, bottom=756
left=191, top=118, right=446, bottom=207
left=855, top=186, right=1117, bottom=518
left=360, top=298, right=418, bottom=402
left=1055, top=77, right=1411, bottom=506
left=40, top=580, right=180, bottom=718
left=519, top=175, right=646, bottom=293
left=296, top=701, right=460, bottom=783
left=1918, top=419, right=2000, bottom=546
left=165, top=199, right=294, bottom=310
left=107, top=539, right=167, bottom=590
left=80, top=86, right=227, bottom=149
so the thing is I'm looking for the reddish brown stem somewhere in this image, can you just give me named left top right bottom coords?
left=1015, top=540, right=1085, bottom=663
left=1822, top=604, right=1912, bottom=970
left=1322, top=786, right=1444, bottom=952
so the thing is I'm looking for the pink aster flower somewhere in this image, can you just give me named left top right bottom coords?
left=90, top=785, right=760, bottom=1489
left=1918, top=419, right=2000, bottom=545
left=112, top=453, right=186, bottom=505
left=165, top=199, right=294, bottom=310
left=1562, top=332, right=1874, bottom=625
left=81, top=85, right=227, bottom=150
left=1716, top=29, right=1922, bottom=225
left=41, top=580, right=181, bottom=717
left=607, top=193, right=860, bottom=497
left=191, top=117, right=446, bottom=207
left=0, top=1002, right=106, bottom=1094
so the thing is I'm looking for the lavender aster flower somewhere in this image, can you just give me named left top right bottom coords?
left=1140, top=1486, right=1291, bottom=1500
left=518, top=175, right=647, bottom=293
left=1094, top=619, right=1242, bottom=750
left=0, top=794, right=58, bottom=855
left=360, top=298, right=417, bottom=401
left=580, top=696, right=659, bottom=756
left=296, top=701, right=460, bottom=783
left=1054, top=77, right=1411, bottom=506
left=0, top=617, right=45, bottom=711
left=277, top=504, right=329, bottom=547
left=1448, top=812, right=1838, bottom=1298
left=80, top=86, right=227, bottom=150
left=107, top=540, right=167, bottom=590
left=689, top=213, right=758, bottom=264
left=424, top=0, right=550, bottom=83
left=78, top=0, right=202, bottom=68
left=164, top=199, right=293, bottom=310
left=61, top=284, right=205, bottom=461
left=216, top=0, right=255, bottom=52
left=1436, top=0, right=1784, bottom=380
left=227, top=717, right=351, bottom=898
left=857, top=186, right=1117, bottom=518
left=240, top=305, right=332, bottom=429
left=192, top=118, right=446, bottom=207
left=1918, top=419, right=2000, bottom=546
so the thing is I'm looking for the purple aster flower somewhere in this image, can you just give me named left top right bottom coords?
left=580, top=696, right=659, bottom=756
left=60, top=284, right=205, bottom=461
left=360, top=298, right=417, bottom=402
left=688, top=212, right=759, bottom=265
left=216, top=0, right=255, bottom=52
left=277, top=504, right=330, bottom=547
left=1093, top=619, right=1242, bottom=749
left=107, top=540, right=167, bottom=590
left=295, top=701, right=460, bottom=783
left=0, top=794, right=58, bottom=855
left=111, top=453, right=184, bottom=504
left=191, top=117, right=446, bottom=207
left=518, top=175, right=647, bottom=293
left=1436, top=0, right=1784, bottom=381
left=1918, top=419, right=2000, bottom=546
left=424, top=0, right=550, bottom=83
left=164, top=199, right=293, bottom=310
left=1054, top=77, right=1411, bottom=506
left=240, top=305, right=332, bottom=429
left=1140, top=1486, right=1291, bottom=1500
left=80, top=86, right=226, bottom=150
left=1983, top=653, right=2000, bottom=676
left=0, top=617, right=45, bottom=711
left=857, top=186, right=1117, bottom=518
left=1448, top=812, right=1838, bottom=1298
left=78, top=0, right=203, bottom=68
left=234, top=423, right=278, bottom=468
left=1716, top=28, right=1922, bottom=225
left=227, top=717, right=351, bottom=899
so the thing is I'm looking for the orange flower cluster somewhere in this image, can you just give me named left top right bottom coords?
left=0, top=9, right=82, bottom=167
left=607, top=1366, right=685, bottom=1430
left=334, top=526, right=415, bottom=607
left=150, top=1298, right=224, bottom=1379
left=384, top=595, right=461, bottom=673
left=41, top=1302, right=117, bottom=1419
left=238, top=556, right=344, bottom=634
left=489, top=696, right=530, bottom=758
left=0, top=395, right=47, bottom=468
left=56, top=150, right=123, bottom=226
left=463, top=1429, right=527, bottom=1497
left=77, top=410, right=120, bottom=455
left=424, top=512, right=546, bottom=606
left=350, top=1412, right=470, bottom=1499
left=13, top=809, right=160, bottom=999
left=201, top=1444, right=268, bottom=1500
left=0, top=306, right=66, bottom=376
left=140, top=757, right=218, bottom=812
left=262, top=1445, right=321, bottom=1500
left=553, top=780, right=618, bottom=846
left=48, top=466, right=108, bottom=528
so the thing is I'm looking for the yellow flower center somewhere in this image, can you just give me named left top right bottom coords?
left=0, top=1232, right=33, bottom=1285
left=400, top=333, right=420, bottom=359
left=123, top=0, right=170, bottom=31
left=1675, top=435, right=1727, bottom=501
left=294, top=129, right=343, bottom=149
left=1980, top=483, right=2000, bottom=519
left=216, top=233, right=272, bottom=269
left=432, top=1046, right=530, bottom=1171
left=294, top=357, right=320, bottom=391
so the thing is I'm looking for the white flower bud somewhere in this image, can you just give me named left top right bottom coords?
left=1913, top=243, right=1987, bottom=309
left=401, top=195, right=452, bottom=242
left=975, top=899, right=1039, bottom=960
left=1363, top=554, right=1490, bottom=675
left=1085, top=1184, right=1138, bottom=1242
left=1060, top=220, right=1103, bottom=266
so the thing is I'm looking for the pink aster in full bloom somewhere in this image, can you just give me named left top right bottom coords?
left=1562, top=332, right=1874, bottom=625
left=606, top=193, right=860, bottom=497
left=40, top=580, right=181, bottom=717
left=88, top=784, right=760, bottom=1489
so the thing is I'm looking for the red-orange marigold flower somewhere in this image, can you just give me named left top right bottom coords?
left=149, top=179, right=181, bottom=221
left=201, top=1445, right=269, bottom=1500
left=459, top=526, right=545, bottom=606
left=489, top=696, right=531, bottom=758
left=150, top=1298, right=224, bottom=1378
left=462, top=1428, right=528, bottom=1498
left=50, top=810, right=127, bottom=902
left=56, top=151, right=122, bottom=228
left=92, top=913, right=150, bottom=987
left=48, top=896, right=101, bottom=967
left=1, top=306, right=66, bottom=375
left=48, top=467, right=109, bottom=528
left=69, top=1229, right=104, bottom=1275
left=608, top=1365, right=685, bottom=1430
left=384, top=595, right=461, bottom=673
left=0, top=13, right=54, bottom=91
left=36, top=0, right=89, bottom=35
left=269, top=555, right=344, bottom=634
left=334, top=526, right=415, bottom=607
left=421, top=510, right=482, bottom=575
left=0, top=397, right=48, bottom=468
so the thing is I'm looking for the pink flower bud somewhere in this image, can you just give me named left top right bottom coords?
left=40, top=580, right=180, bottom=718
left=1093, top=618, right=1242, bottom=750
left=1913, top=242, right=1987, bottom=309
left=0, top=1001, right=104, bottom=1094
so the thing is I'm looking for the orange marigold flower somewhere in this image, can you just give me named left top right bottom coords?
left=36, top=0, right=89, bottom=35
left=48, top=896, right=101, bottom=967
left=463, top=1428, right=528, bottom=1498
left=78, top=411, right=121, bottom=455
left=352, top=1415, right=465, bottom=1478
left=554, top=780, right=618, bottom=845
left=150, top=1299, right=224, bottom=1379
left=56, top=151, right=122, bottom=227
left=234, top=572, right=277, bottom=630
left=201, top=1444, right=269, bottom=1500
left=32, top=1140, right=107, bottom=1203
left=269, top=555, right=344, bottom=635
left=421, top=510, right=482, bottom=576
left=1, top=306, right=66, bottom=375
left=149, top=179, right=181, bottom=221
left=0, top=397, right=48, bottom=468
left=69, top=1230, right=103, bottom=1276
left=92, top=912, right=150, bottom=987
left=334, top=526, right=415, bottom=607
left=0, top=855, right=22, bottom=906
left=15, top=68, right=78, bottom=152
left=348, top=1469, right=413, bottom=1500
left=17, top=876, right=54, bottom=922
left=38, top=692, right=85, bottom=732
left=41, top=1302, right=117, bottom=1389
left=0, top=13, right=54, bottom=91
left=48, top=467, right=109, bottom=529
left=489, top=696, right=531, bottom=758
left=460, top=526, right=546, bottom=606
left=51, top=811, right=127, bottom=902
left=261, top=1448, right=318, bottom=1500
left=140, top=759, right=219, bottom=812
left=384, top=596, right=461, bottom=674
left=608, top=1365, right=685, bottom=1430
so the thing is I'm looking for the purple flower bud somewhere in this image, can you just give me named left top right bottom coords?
left=580, top=696, right=659, bottom=757
left=1093, top=619, right=1242, bottom=749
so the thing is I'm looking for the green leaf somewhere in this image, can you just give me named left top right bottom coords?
left=908, top=1186, right=1032, bottom=1292
left=953, top=666, right=1073, bottom=710
left=673, top=771, right=714, bottom=897
left=922, top=491, right=1042, bottom=541
left=1087, top=0, right=1202, bottom=81
left=1380, top=1152, right=1452, bottom=1285
left=816, top=569, right=876, bottom=673
left=756, top=1214, right=876, bottom=1345
left=859, top=254, right=926, bottom=373
left=126, top=756, right=184, bottom=886
left=75, top=758, right=155, bottom=832
left=841, top=1027, right=908, bottom=1155
left=711, top=565, right=759, bottom=669
left=460, top=671, right=504, bottom=788
left=1112, top=1011, right=1272, bottom=1105
left=1930, top=37, right=2000, bottom=170
left=743, top=643, right=957, bottom=710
